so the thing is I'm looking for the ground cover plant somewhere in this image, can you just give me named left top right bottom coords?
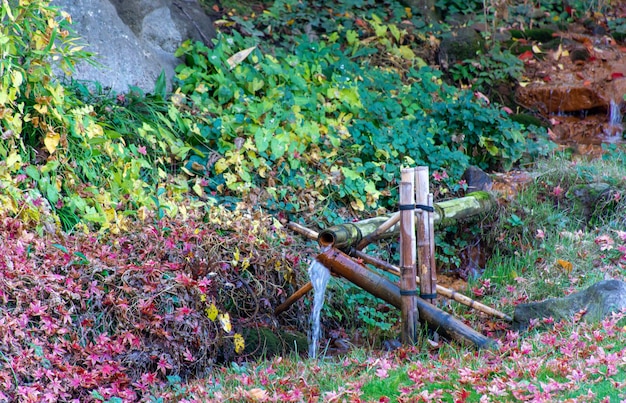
left=0, top=0, right=625, bottom=402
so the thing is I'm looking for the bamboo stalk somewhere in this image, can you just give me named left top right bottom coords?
left=352, top=250, right=512, bottom=322
left=399, top=168, right=418, bottom=344
left=415, top=167, right=435, bottom=306
left=429, top=193, right=438, bottom=302
left=355, top=212, right=400, bottom=250
left=317, top=247, right=496, bottom=349
left=287, top=222, right=320, bottom=241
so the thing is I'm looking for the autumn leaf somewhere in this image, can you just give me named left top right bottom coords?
left=234, top=332, right=245, bottom=354
left=205, top=303, right=218, bottom=321
left=226, top=46, right=257, bottom=70
left=218, top=313, right=232, bottom=332
left=556, top=259, right=573, bottom=272
left=44, top=132, right=61, bottom=154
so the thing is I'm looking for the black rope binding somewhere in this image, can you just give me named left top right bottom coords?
left=416, top=204, right=435, bottom=212
left=399, top=289, right=419, bottom=296
left=398, top=204, right=435, bottom=212
left=420, top=293, right=437, bottom=300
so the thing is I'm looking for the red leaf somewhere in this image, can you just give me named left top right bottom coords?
left=518, top=50, right=534, bottom=61
left=611, top=72, right=624, bottom=79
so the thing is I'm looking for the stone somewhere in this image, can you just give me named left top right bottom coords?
left=437, top=27, right=485, bottom=70
left=516, top=85, right=605, bottom=114
left=461, top=166, right=493, bottom=192
left=513, top=279, right=626, bottom=330
left=51, top=0, right=215, bottom=93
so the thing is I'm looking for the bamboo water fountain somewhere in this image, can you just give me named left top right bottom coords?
left=277, top=166, right=509, bottom=349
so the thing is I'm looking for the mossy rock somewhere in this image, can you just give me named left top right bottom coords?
left=242, top=327, right=308, bottom=358
left=438, top=27, right=485, bottom=69
left=513, top=280, right=626, bottom=330
left=510, top=28, right=556, bottom=43
left=509, top=113, right=548, bottom=128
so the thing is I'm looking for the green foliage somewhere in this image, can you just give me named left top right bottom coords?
left=0, top=0, right=91, bottom=155
left=0, top=1, right=194, bottom=232
left=435, top=0, right=484, bottom=17
left=448, top=48, right=524, bottom=94
left=172, top=14, right=547, bottom=218
left=345, top=287, right=398, bottom=332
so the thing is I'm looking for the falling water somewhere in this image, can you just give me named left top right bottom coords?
left=308, top=258, right=331, bottom=359
left=605, top=99, right=624, bottom=140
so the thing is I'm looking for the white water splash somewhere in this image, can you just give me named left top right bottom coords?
left=605, top=99, right=624, bottom=140
left=308, top=259, right=331, bottom=359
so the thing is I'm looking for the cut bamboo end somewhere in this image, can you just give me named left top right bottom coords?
left=318, top=232, right=336, bottom=247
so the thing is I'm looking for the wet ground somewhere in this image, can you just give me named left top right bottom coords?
left=515, top=20, right=626, bottom=156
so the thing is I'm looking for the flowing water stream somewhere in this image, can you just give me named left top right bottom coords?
left=605, top=99, right=624, bottom=141
left=308, top=258, right=331, bottom=359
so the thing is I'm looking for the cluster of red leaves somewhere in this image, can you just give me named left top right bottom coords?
left=0, top=206, right=305, bottom=402
left=203, top=313, right=625, bottom=402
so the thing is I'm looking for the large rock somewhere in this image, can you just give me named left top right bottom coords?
left=513, top=279, right=626, bottom=330
left=52, top=0, right=215, bottom=93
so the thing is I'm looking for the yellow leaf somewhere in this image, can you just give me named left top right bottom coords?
left=226, top=46, right=257, bottom=70
left=350, top=198, right=365, bottom=211
left=234, top=332, right=245, bottom=354
left=214, top=158, right=228, bottom=174
left=557, top=259, right=573, bottom=272
left=11, top=70, right=22, bottom=87
left=44, top=132, right=61, bottom=154
left=218, top=313, right=232, bottom=332
left=205, top=303, right=218, bottom=321
left=192, top=182, right=204, bottom=197
left=397, top=45, right=415, bottom=60
left=532, top=45, right=542, bottom=54
left=232, top=247, right=240, bottom=266
left=34, top=103, right=48, bottom=115
left=6, top=151, right=21, bottom=170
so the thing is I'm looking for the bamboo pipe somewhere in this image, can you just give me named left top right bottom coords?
left=274, top=282, right=313, bottom=315
left=287, top=222, right=319, bottom=240
left=317, top=247, right=496, bottom=349
left=352, top=250, right=512, bottom=322
left=279, top=222, right=512, bottom=321
left=318, top=191, right=495, bottom=249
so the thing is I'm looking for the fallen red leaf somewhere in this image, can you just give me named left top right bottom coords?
left=611, top=72, right=624, bottom=79
left=518, top=50, right=534, bottom=61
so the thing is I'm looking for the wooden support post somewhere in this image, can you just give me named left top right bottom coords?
left=428, top=193, right=438, bottom=301
left=399, top=168, right=418, bottom=344
left=415, top=167, right=436, bottom=305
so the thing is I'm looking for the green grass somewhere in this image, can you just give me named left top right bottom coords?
left=179, top=148, right=626, bottom=402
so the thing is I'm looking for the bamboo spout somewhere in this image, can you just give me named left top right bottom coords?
left=316, top=247, right=496, bottom=349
